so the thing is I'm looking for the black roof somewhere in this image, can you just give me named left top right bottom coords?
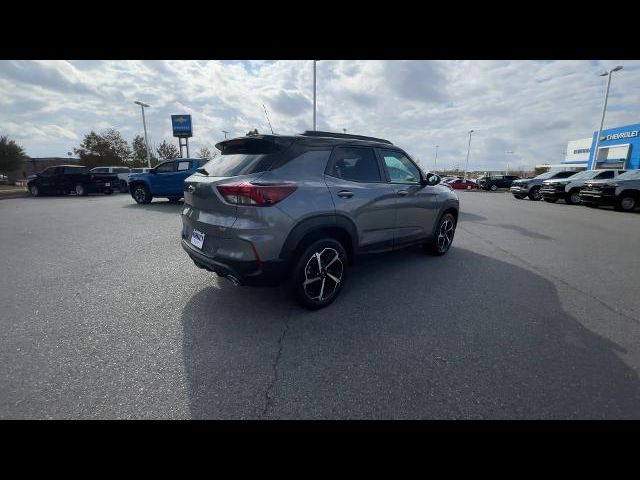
left=215, top=131, right=395, bottom=152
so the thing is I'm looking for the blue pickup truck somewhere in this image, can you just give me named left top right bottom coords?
left=128, top=158, right=207, bottom=204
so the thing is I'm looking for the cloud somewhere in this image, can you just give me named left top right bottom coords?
left=1, top=60, right=640, bottom=171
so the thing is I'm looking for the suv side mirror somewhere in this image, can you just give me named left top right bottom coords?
left=423, top=173, right=441, bottom=186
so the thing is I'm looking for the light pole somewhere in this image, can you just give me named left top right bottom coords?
left=222, top=130, right=229, bottom=139
left=464, top=130, right=474, bottom=179
left=433, top=145, right=440, bottom=173
left=343, top=128, right=347, bottom=134
left=313, top=60, right=317, bottom=131
left=591, top=65, right=623, bottom=170
left=134, top=101, right=151, bottom=168
left=505, top=150, right=515, bottom=174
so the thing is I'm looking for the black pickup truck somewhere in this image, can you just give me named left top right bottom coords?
left=27, top=165, right=118, bottom=197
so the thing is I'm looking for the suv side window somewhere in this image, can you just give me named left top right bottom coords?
left=379, top=149, right=421, bottom=184
left=177, top=161, right=191, bottom=171
left=595, top=171, right=614, bottom=179
left=328, top=147, right=382, bottom=183
left=155, top=161, right=176, bottom=173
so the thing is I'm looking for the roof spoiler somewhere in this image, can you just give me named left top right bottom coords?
left=299, top=130, right=393, bottom=145
left=215, top=135, right=293, bottom=153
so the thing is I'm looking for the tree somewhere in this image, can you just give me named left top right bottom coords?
left=197, top=146, right=217, bottom=161
left=156, top=140, right=180, bottom=160
left=0, top=136, right=27, bottom=174
left=246, top=129, right=259, bottom=136
left=74, top=129, right=132, bottom=167
left=534, top=166, right=550, bottom=176
left=131, top=135, right=158, bottom=167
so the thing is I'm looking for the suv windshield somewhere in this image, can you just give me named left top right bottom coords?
left=534, top=170, right=579, bottom=180
left=616, top=170, right=640, bottom=181
left=560, top=170, right=600, bottom=180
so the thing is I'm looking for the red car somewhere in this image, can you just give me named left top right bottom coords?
left=448, top=179, right=479, bottom=190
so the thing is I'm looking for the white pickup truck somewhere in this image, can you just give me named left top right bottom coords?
left=89, top=166, right=134, bottom=193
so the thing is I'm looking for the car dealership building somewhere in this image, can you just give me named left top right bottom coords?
left=561, top=122, right=640, bottom=170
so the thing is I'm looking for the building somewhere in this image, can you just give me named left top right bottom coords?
left=560, top=122, right=640, bottom=170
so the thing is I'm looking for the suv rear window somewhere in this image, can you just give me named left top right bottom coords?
left=201, top=139, right=286, bottom=177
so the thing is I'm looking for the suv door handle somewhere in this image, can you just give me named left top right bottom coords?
left=397, top=190, right=409, bottom=196
left=337, top=190, right=354, bottom=198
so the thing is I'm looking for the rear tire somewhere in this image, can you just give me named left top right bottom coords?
left=615, top=193, right=637, bottom=212
left=131, top=184, right=152, bottom=204
left=424, top=212, right=457, bottom=256
left=566, top=190, right=581, bottom=205
left=292, top=238, right=347, bottom=310
left=490, top=184, right=498, bottom=191
left=528, top=187, right=541, bottom=201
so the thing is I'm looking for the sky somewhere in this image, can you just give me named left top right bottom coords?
left=1, top=60, right=639, bottom=171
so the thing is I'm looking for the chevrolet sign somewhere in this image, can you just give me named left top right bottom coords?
left=600, top=130, right=639, bottom=142
left=171, top=115, right=193, bottom=138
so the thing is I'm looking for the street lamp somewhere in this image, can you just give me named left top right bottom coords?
left=505, top=150, right=515, bottom=174
left=222, top=130, right=229, bottom=139
left=591, top=65, right=623, bottom=170
left=464, top=130, right=474, bottom=179
left=433, top=145, right=440, bottom=172
left=134, top=101, right=151, bottom=168
left=313, top=60, right=317, bottom=131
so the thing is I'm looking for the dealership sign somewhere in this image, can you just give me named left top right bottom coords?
left=171, top=115, right=193, bottom=138
left=600, top=130, right=639, bottom=142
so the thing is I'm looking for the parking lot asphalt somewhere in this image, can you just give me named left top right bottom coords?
left=1, top=191, right=639, bottom=419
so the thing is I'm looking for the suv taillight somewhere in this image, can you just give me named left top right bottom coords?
left=217, top=182, right=297, bottom=206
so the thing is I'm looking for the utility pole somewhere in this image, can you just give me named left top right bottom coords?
left=434, top=145, right=439, bottom=172
left=222, top=130, right=229, bottom=139
left=464, top=130, right=474, bottom=180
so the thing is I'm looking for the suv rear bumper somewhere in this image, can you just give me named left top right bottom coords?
left=181, top=238, right=288, bottom=287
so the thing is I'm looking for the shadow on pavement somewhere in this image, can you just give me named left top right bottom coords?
left=181, top=246, right=640, bottom=419
left=121, top=200, right=184, bottom=213
left=460, top=211, right=552, bottom=240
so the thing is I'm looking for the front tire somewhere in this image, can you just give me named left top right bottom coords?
left=75, top=184, right=87, bottom=196
left=131, top=184, right=152, bottom=204
left=566, top=190, right=581, bottom=205
left=615, top=194, right=637, bottom=212
left=29, top=185, right=40, bottom=197
left=528, top=187, right=541, bottom=201
left=425, top=212, right=457, bottom=256
left=490, top=184, right=498, bottom=191
left=292, top=238, right=347, bottom=310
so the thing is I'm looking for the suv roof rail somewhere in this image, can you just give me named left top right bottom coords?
left=299, top=130, right=393, bottom=145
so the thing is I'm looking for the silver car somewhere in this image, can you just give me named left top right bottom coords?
left=181, top=131, right=459, bottom=309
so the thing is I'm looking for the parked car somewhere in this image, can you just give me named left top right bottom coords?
left=89, top=166, right=131, bottom=193
left=477, top=175, right=520, bottom=191
left=27, top=165, right=118, bottom=197
left=128, top=158, right=207, bottom=204
left=510, top=170, right=580, bottom=200
left=540, top=169, right=625, bottom=205
left=181, top=131, right=459, bottom=310
left=579, top=169, right=640, bottom=212
left=130, top=167, right=152, bottom=174
left=448, top=178, right=479, bottom=190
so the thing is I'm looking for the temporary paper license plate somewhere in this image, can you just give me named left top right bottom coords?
left=190, top=229, right=205, bottom=249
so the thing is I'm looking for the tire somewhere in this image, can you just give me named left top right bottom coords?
left=528, top=187, right=541, bottom=201
left=565, top=190, right=581, bottom=205
left=131, top=184, right=152, bottom=204
left=168, top=197, right=181, bottom=203
left=75, top=184, right=87, bottom=196
left=490, top=184, right=498, bottom=191
left=424, top=212, right=457, bottom=256
left=615, top=193, right=637, bottom=212
left=29, top=185, right=40, bottom=197
left=292, top=238, right=347, bottom=310
left=543, top=197, right=558, bottom=203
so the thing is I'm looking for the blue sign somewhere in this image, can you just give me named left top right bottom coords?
left=171, top=114, right=193, bottom=138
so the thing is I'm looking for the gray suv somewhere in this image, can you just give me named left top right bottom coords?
left=180, top=131, right=459, bottom=309
left=510, top=170, right=581, bottom=200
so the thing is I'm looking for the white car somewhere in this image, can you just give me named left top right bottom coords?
left=90, top=166, right=132, bottom=193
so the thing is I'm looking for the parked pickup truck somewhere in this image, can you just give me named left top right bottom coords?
left=90, top=166, right=132, bottom=193
left=540, top=169, right=625, bottom=205
left=128, top=158, right=207, bottom=204
left=510, top=170, right=580, bottom=200
left=579, top=169, right=640, bottom=211
left=27, top=165, right=118, bottom=197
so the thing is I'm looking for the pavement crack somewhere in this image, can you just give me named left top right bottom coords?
left=261, top=306, right=293, bottom=418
